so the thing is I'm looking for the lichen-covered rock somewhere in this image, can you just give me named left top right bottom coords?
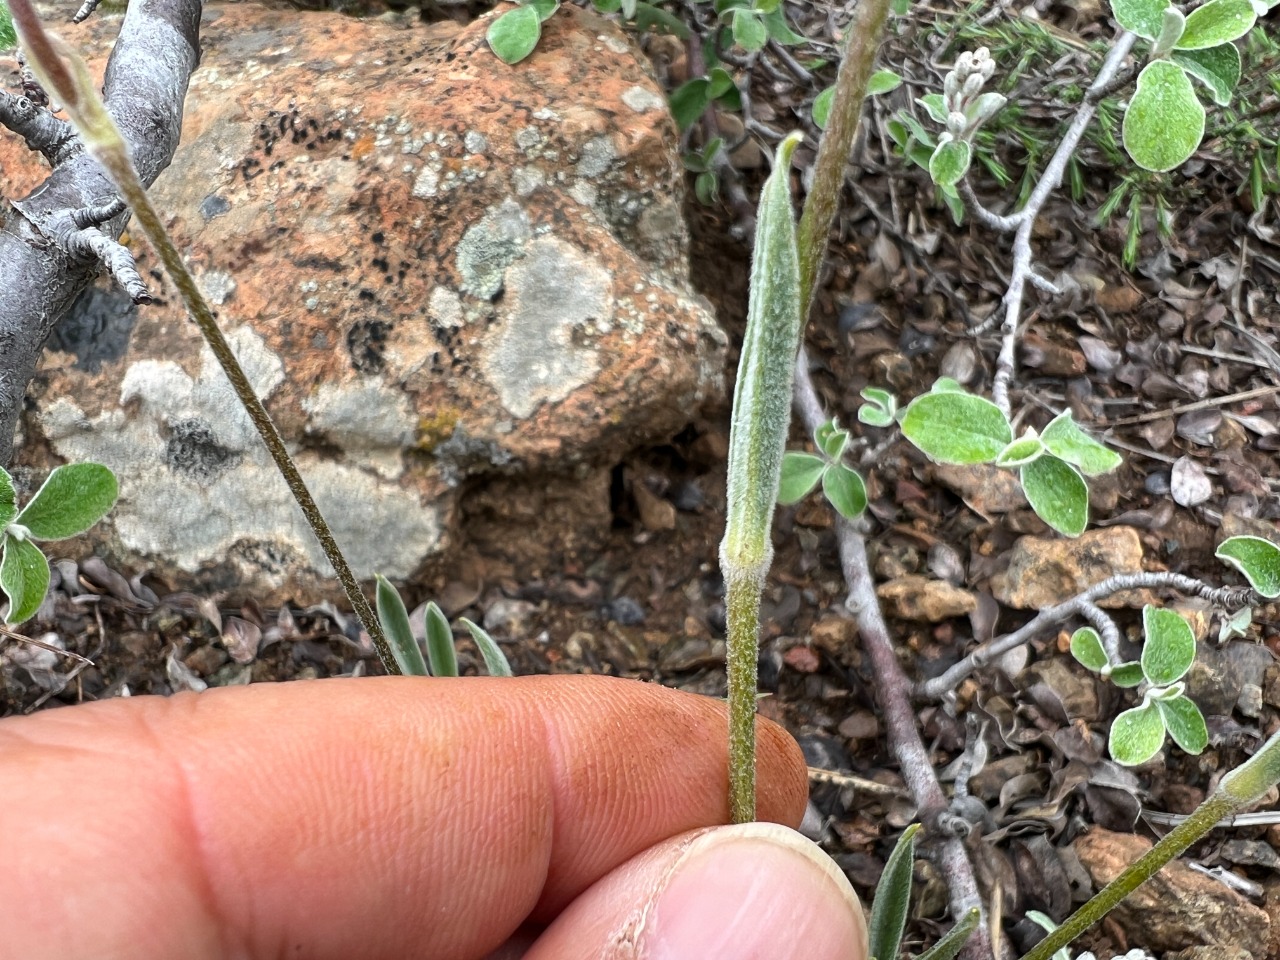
left=9, top=4, right=724, bottom=603
left=990, top=527, right=1151, bottom=610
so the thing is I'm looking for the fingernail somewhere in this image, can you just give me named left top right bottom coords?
left=642, top=823, right=867, bottom=960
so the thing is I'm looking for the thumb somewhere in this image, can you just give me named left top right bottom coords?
left=521, top=822, right=868, bottom=960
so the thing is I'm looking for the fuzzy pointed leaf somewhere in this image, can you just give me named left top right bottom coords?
left=1021, top=455, right=1089, bottom=537
left=1142, top=605, right=1196, bottom=685
left=866, top=69, right=902, bottom=96
left=914, top=909, right=980, bottom=960
left=721, top=133, right=803, bottom=579
left=900, top=392, right=1012, bottom=464
left=1176, top=0, right=1257, bottom=49
left=487, top=5, right=542, bottom=64
left=15, top=463, right=118, bottom=541
left=376, top=575, right=429, bottom=676
left=917, top=93, right=948, bottom=124
left=822, top=463, right=867, bottom=520
left=869, top=823, right=921, bottom=960
left=929, top=139, right=972, bottom=188
left=460, top=617, right=514, bottom=677
left=1070, top=627, right=1108, bottom=672
left=1110, top=0, right=1171, bottom=39
left=424, top=601, right=460, bottom=678
left=1123, top=60, right=1205, bottom=173
left=995, top=434, right=1045, bottom=468
left=1217, top=535, right=1280, bottom=597
left=1172, top=43, right=1242, bottom=106
left=1110, top=702, right=1166, bottom=766
left=1158, top=695, right=1209, bottom=754
left=1, top=534, right=49, bottom=626
left=778, top=453, right=826, bottom=505
left=1040, top=411, right=1122, bottom=476
left=1152, top=6, right=1187, bottom=55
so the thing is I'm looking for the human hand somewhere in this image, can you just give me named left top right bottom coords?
left=1, top=674, right=867, bottom=960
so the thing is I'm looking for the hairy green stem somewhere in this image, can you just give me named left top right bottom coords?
left=725, top=570, right=762, bottom=823
left=1020, top=727, right=1280, bottom=960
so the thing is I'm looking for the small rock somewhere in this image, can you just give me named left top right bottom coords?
left=670, top=479, right=705, bottom=512
left=810, top=615, right=857, bottom=649
left=1021, top=331, right=1086, bottom=377
left=836, top=710, right=880, bottom=742
left=1074, top=828, right=1269, bottom=957
left=783, top=644, right=822, bottom=673
left=876, top=576, right=977, bottom=622
left=606, top=596, right=646, bottom=626
left=632, top=477, right=676, bottom=531
left=992, top=527, right=1148, bottom=610
left=934, top=463, right=1028, bottom=514
left=483, top=597, right=538, bottom=637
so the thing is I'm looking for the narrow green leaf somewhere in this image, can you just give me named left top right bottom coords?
left=720, top=132, right=803, bottom=579
left=995, top=434, right=1045, bottom=468
left=900, top=392, right=1012, bottom=465
left=1142, top=605, right=1196, bottom=685
left=487, top=5, right=542, bottom=65
left=914, top=909, right=980, bottom=960
left=822, top=463, right=868, bottom=520
left=1110, top=702, right=1166, bottom=766
left=376, top=574, right=429, bottom=676
left=15, top=462, right=118, bottom=541
left=0, top=468, right=17, bottom=529
left=1173, top=43, right=1242, bottom=106
left=1123, top=60, right=1206, bottom=173
left=1025, top=911, right=1072, bottom=960
left=424, top=601, right=460, bottom=678
left=1217, top=535, right=1280, bottom=597
left=0, top=534, right=50, bottom=626
left=916, top=93, right=948, bottom=124
left=1070, top=627, right=1108, bottom=672
left=869, top=823, right=921, bottom=960
left=929, top=139, right=972, bottom=188
left=460, top=617, right=514, bottom=677
left=1110, top=662, right=1146, bottom=687
left=1110, top=0, right=1171, bottom=39
left=732, top=8, right=768, bottom=51
left=866, top=69, right=902, bottom=96
left=670, top=77, right=713, bottom=132
left=1158, top=695, right=1209, bottom=754
left=812, top=85, right=834, bottom=130
left=1021, top=455, right=1089, bottom=538
left=1176, top=0, right=1257, bottom=49
left=778, top=452, right=827, bottom=505
left=1040, top=411, right=1122, bottom=476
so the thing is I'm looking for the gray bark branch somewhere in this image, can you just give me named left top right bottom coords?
left=0, top=0, right=200, bottom=463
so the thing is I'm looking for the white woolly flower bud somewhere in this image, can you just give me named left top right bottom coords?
left=962, top=73, right=984, bottom=99
left=946, top=111, right=967, bottom=135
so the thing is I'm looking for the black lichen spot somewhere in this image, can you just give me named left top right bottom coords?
left=165, top=418, right=237, bottom=482
left=200, top=194, right=231, bottom=221
left=347, top=319, right=391, bottom=373
left=371, top=231, right=385, bottom=245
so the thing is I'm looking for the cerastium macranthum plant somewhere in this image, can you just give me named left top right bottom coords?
left=9, top=0, right=399, bottom=673
left=0, top=463, right=117, bottom=627
left=720, top=130, right=803, bottom=825
left=375, top=574, right=513, bottom=678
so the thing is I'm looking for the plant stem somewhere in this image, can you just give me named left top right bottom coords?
left=725, top=569, right=762, bottom=823
left=1020, top=726, right=1280, bottom=960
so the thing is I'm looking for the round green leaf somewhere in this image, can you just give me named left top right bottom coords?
left=822, top=463, right=868, bottom=520
left=1020, top=455, right=1089, bottom=538
left=708, top=66, right=737, bottom=99
left=866, top=69, right=902, bottom=96
left=995, top=434, right=1045, bottom=468
left=1176, top=0, right=1257, bottom=49
left=15, top=463, right=118, bottom=541
left=487, top=5, right=542, bottom=65
left=812, top=85, right=834, bottom=130
left=1, top=534, right=50, bottom=626
left=1123, top=60, right=1206, bottom=173
left=1172, top=43, right=1242, bottom=107
left=1070, top=627, right=1108, bottom=672
left=1109, top=662, right=1146, bottom=687
left=929, top=139, right=972, bottom=188
left=900, top=392, right=1012, bottom=464
left=1216, top=535, right=1280, bottom=598
left=732, top=9, right=768, bottom=51
left=669, top=77, right=713, bottom=133
left=1110, top=702, right=1166, bottom=767
left=1111, top=0, right=1173, bottom=39
left=916, top=93, right=948, bottom=124
left=815, top=420, right=849, bottom=460
left=1142, top=605, right=1197, bottom=685
left=1158, top=695, right=1209, bottom=755
left=761, top=6, right=804, bottom=44
left=1040, top=411, right=1122, bottom=476
left=778, top=452, right=827, bottom=505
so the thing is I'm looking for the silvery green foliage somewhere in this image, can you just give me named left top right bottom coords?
left=1217, top=534, right=1280, bottom=597
left=0, top=463, right=117, bottom=626
left=375, top=576, right=512, bottom=678
left=0, top=0, right=14, bottom=50
left=1071, top=606, right=1208, bottom=766
left=777, top=419, right=868, bottom=521
left=922, top=47, right=1005, bottom=188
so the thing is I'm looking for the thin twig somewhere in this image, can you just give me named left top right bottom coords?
left=1100, top=385, right=1280, bottom=427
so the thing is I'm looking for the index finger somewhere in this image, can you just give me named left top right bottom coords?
left=0, top=674, right=806, bottom=960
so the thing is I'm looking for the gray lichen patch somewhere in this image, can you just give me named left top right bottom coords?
left=576, top=135, right=616, bottom=178
left=301, top=381, right=416, bottom=479
left=480, top=236, right=613, bottom=419
left=621, top=85, right=665, bottom=113
left=456, top=199, right=531, bottom=299
left=38, top=327, right=441, bottom=583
